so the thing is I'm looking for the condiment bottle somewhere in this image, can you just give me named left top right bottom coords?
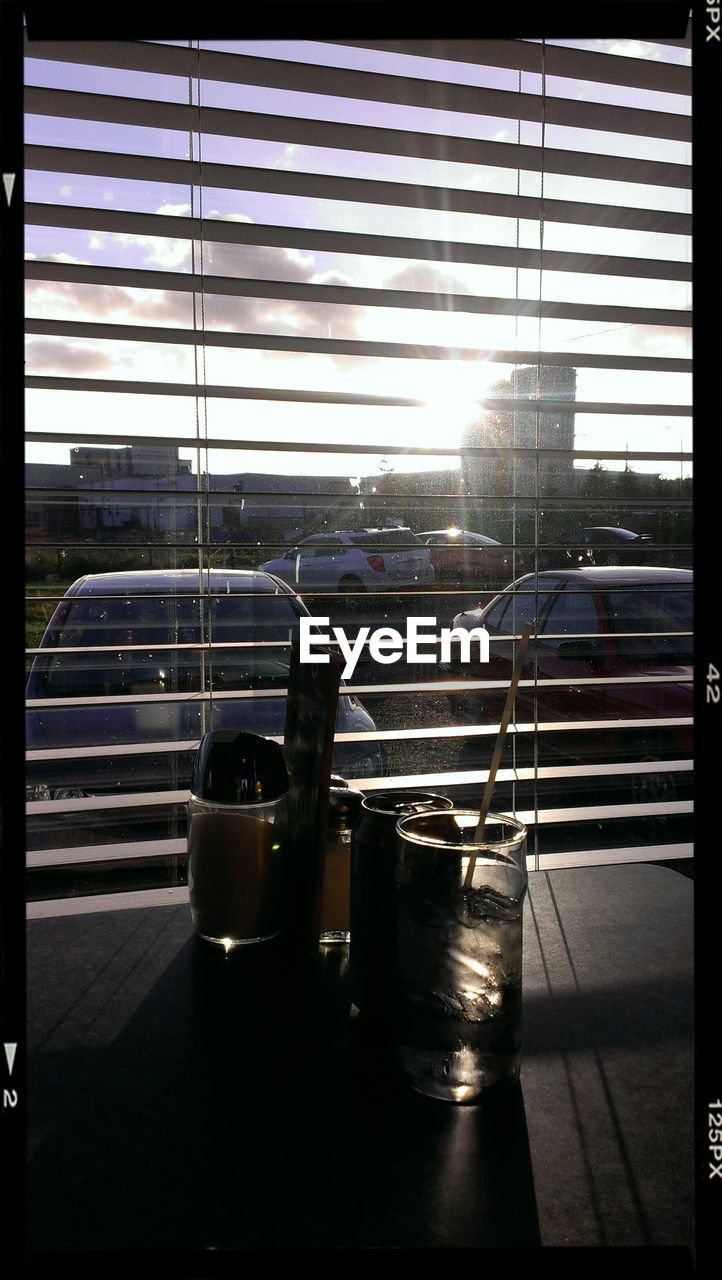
left=319, top=785, right=364, bottom=944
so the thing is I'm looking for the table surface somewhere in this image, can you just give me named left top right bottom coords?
left=26, top=863, right=694, bottom=1255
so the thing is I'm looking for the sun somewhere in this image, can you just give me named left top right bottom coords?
left=413, top=358, right=496, bottom=450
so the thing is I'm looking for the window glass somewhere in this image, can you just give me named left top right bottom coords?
left=29, top=588, right=300, bottom=699
left=24, top=33, right=694, bottom=884
left=482, top=594, right=510, bottom=631
left=491, top=587, right=541, bottom=633
left=544, top=586, right=599, bottom=634
left=601, top=586, right=692, bottom=661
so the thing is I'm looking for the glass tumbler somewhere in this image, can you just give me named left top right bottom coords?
left=188, top=794, right=288, bottom=949
left=187, top=729, right=289, bottom=951
left=394, top=809, right=527, bottom=1103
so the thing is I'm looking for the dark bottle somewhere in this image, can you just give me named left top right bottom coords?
left=349, top=790, right=453, bottom=1022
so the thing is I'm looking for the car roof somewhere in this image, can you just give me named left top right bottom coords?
left=418, top=528, right=499, bottom=541
left=299, top=533, right=345, bottom=542
left=299, top=528, right=410, bottom=541
left=514, top=566, right=692, bottom=587
left=418, top=528, right=466, bottom=536
left=580, top=526, right=640, bottom=537
left=66, top=569, right=295, bottom=597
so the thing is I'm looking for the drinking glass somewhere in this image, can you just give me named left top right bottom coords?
left=394, top=809, right=527, bottom=1102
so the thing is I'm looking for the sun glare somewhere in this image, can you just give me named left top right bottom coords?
left=415, top=359, right=496, bottom=450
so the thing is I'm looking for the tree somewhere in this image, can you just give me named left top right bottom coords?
left=616, top=462, right=639, bottom=496
left=581, top=461, right=608, bottom=497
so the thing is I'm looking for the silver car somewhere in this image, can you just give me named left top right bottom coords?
left=261, top=528, right=435, bottom=605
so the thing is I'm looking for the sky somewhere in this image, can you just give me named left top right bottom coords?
left=24, top=35, right=692, bottom=480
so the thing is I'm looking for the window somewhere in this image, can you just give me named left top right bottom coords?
left=544, top=586, right=599, bottom=636
left=24, top=27, right=693, bottom=902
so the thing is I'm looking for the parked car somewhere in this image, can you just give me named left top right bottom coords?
left=25, top=569, right=385, bottom=801
left=536, top=526, right=653, bottom=570
left=260, top=528, right=434, bottom=606
left=445, top=566, right=692, bottom=808
left=417, top=528, right=524, bottom=586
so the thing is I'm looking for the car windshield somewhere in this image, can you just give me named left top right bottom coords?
left=601, top=588, right=692, bottom=662
left=31, top=591, right=300, bottom=698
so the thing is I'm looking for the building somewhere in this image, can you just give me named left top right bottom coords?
left=461, top=365, right=577, bottom=519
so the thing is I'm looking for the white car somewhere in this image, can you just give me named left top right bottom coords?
left=261, top=528, right=435, bottom=604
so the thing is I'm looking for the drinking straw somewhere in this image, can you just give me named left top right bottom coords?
left=465, top=621, right=534, bottom=887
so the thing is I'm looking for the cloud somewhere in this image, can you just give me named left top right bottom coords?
left=604, top=39, right=668, bottom=63
left=204, top=238, right=318, bottom=283
left=156, top=202, right=193, bottom=218
left=25, top=249, right=484, bottom=360
left=308, top=269, right=355, bottom=288
left=272, top=143, right=300, bottom=170
left=25, top=337, right=116, bottom=374
left=25, top=276, right=170, bottom=327
left=24, top=273, right=364, bottom=347
left=382, top=262, right=472, bottom=296
left=25, top=221, right=479, bottom=356
left=636, top=324, right=691, bottom=358
left=43, top=251, right=89, bottom=265
left=204, top=210, right=254, bottom=224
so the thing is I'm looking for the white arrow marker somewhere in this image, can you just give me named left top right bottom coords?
left=3, top=173, right=16, bottom=206
left=4, top=1043, right=17, bottom=1075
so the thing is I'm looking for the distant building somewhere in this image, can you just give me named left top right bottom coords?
left=26, top=445, right=355, bottom=541
left=461, top=366, right=577, bottom=517
left=66, top=444, right=193, bottom=482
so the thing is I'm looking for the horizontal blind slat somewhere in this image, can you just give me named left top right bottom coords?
left=24, top=202, right=693, bottom=281
left=24, top=395, right=695, bottom=421
left=25, top=488, right=693, bottom=508
left=25, top=85, right=692, bottom=190
left=24, top=319, right=693, bottom=373
left=25, top=760, right=693, bottom=816
left=24, top=261, right=692, bottom=326
left=25, top=674, right=693, bottom=712
left=25, top=41, right=692, bottom=141
left=24, top=145, right=692, bottom=234
left=333, top=39, right=691, bottom=94
left=26, top=718, right=694, bottom=762
left=26, top=807, right=693, bottom=869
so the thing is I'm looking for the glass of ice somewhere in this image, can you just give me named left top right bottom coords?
left=394, top=809, right=527, bottom=1103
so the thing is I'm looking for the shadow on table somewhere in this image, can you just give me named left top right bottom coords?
left=28, top=935, right=541, bottom=1251
left=521, top=974, right=693, bottom=1055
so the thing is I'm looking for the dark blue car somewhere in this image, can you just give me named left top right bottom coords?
left=26, top=569, right=384, bottom=801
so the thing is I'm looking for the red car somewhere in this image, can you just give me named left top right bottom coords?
left=445, top=566, right=692, bottom=808
left=418, top=528, right=524, bottom=587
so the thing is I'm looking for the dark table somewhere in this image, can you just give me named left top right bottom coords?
left=26, top=863, right=694, bottom=1255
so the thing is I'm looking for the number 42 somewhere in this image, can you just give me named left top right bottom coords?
left=707, top=664, right=720, bottom=703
